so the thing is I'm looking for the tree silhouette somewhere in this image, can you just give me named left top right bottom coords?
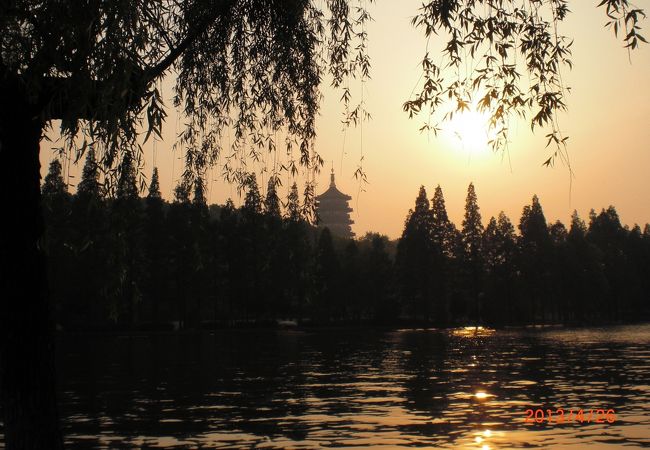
left=42, top=160, right=67, bottom=196
left=548, top=220, right=569, bottom=322
left=36, top=178, right=650, bottom=331
left=482, top=212, right=517, bottom=324
left=313, top=228, right=341, bottom=323
left=264, top=176, right=282, bottom=219
left=108, top=153, right=144, bottom=326
left=397, top=186, right=435, bottom=320
left=286, top=182, right=302, bottom=222
left=284, top=188, right=312, bottom=319
left=362, top=234, right=396, bottom=323
left=167, top=180, right=193, bottom=329
left=461, top=183, right=484, bottom=324
left=41, top=160, right=72, bottom=327
left=76, top=148, right=102, bottom=202
left=518, top=195, right=552, bottom=323
left=588, top=206, right=628, bottom=320
left=243, top=175, right=263, bottom=218
left=143, top=168, right=167, bottom=326
left=430, top=185, right=457, bottom=324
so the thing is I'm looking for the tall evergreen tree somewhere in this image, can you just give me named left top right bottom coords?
left=143, top=167, right=167, bottom=326
left=109, top=153, right=143, bottom=327
left=167, top=179, right=193, bottom=328
left=624, top=224, right=646, bottom=317
left=461, top=183, right=484, bottom=258
left=341, top=240, right=362, bottom=320
left=218, top=198, right=242, bottom=320
left=363, top=234, right=396, bottom=323
left=42, top=159, right=71, bottom=224
left=461, top=182, right=484, bottom=324
left=518, top=195, right=552, bottom=323
left=76, top=148, right=101, bottom=202
left=42, top=160, right=67, bottom=196
left=261, top=176, right=286, bottom=318
left=286, top=182, right=302, bottom=222
left=41, top=159, right=72, bottom=327
left=243, top=174, right=262, bottom=217
left=174, top=179, right=191, bottom=204
left=264, top=176, right=282, bottom=218
left=565, top=210, right=606, bottom=323
left=188, top=176, right=211, bottom=328
left=284, top=185, right=311, bottom=318
left=548, top=220, right=569, bottom=322
left=69, top=148, right=108, bottom=328
left=482, top=212, right=517, bottom=324
left=115, top=153, right=139, bottom=201
left=431, top=185, right=457, bottom=257
left=430, top=185, right=455, bottom=324
left=192, top=176, right=208, bottom=210
left=396, top=186, right=434, bottom=320
left=312, top=227, right=341, bottom=322
left=588, top=206, right=628, bottom=320
left=148, top=167, right=162, bottom=200
left=240, top=174, right=267, bottom=316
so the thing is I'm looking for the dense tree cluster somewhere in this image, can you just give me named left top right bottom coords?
left=41, top=154, right=397, bottom=330
left=396, top=184, right=650, bottom=326
left=43, top=157, right=650, bottom=330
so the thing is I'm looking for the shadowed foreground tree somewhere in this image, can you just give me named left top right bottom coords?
left=0, top=1, right=372, bottom=447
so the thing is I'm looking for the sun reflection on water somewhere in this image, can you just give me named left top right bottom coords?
left=452, top=326, right=496, bottom=338
left=475, top=391, right=489, bottom=400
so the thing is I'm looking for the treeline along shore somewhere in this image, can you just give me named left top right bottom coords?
left=41, top=152, right=650, bottom=331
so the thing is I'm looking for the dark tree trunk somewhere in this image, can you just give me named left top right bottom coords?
left=0, top=76, right=64, bottom=449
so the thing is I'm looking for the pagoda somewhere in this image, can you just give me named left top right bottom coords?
left=315, top=168, right=355, bottom=238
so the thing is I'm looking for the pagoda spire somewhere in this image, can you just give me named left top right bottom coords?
left=316, top=163, right=355, bottom=238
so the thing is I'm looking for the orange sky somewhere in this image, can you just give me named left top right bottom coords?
left=41, top=1, right=650, bottom=239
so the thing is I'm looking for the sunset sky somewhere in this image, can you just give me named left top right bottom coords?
left=41, top=1, right=650, bottom=239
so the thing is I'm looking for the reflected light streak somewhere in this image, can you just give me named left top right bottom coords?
left=475, top=391, right=489, bottom=400
left=451, top=326, right=496, bottom=338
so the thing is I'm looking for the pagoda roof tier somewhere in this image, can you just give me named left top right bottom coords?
left=315, top=168, right=352, bottom=201
left=318, top=213, right=355, bottom=223
left=317, top=205, right=353, bottom=213
left=318, top=216, right=355, bottom=224
left=315, top=186, right=352, bottom=201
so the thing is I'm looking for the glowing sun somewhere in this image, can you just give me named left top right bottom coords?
left=443, top=109, right=495, bottom=156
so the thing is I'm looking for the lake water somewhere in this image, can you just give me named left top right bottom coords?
left=31, top=325, right=650, bottom=448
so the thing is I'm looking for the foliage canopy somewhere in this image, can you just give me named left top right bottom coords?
left=404, top=0, right=646, bottom=166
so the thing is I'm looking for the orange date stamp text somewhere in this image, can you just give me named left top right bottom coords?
left=524, top=408, right=616, bottom=424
